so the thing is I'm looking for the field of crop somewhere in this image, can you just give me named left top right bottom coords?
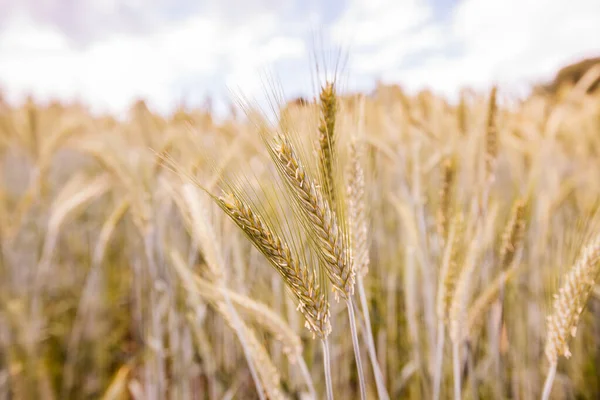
left=1, top=61, right=600, bottom=400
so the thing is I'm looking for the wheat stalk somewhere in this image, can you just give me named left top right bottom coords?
left=345, top=106, right=384, bottom=399
left=270, top=127, right=364, bottom=398
left=433, top=214, right=463, bottom=400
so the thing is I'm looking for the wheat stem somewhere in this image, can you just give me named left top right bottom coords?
left=222, top=292, right=267, bottom=400
left=433, top=319, right=445, bottom=400
left=348, top=136, right=388, bottom=399
left=346, top=298, right=367, bottom=400
left=357, top=274, right=390, bottom=400
left=297, top=355, right=317, bottom=400
left=541, top=362, right=557, bottom=400
left=322, top=338, right=334, bottom=400
left=452, top=340, right=461, bottom=400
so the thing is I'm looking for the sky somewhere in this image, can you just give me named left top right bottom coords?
left=0, top=0, right=599, bottom=117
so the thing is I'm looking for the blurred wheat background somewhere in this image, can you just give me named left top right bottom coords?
left=2, top=1, right=600, bottom=400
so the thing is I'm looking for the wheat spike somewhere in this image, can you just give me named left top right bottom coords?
left=545, top=233, right=600, bottom=364
left=437, top=157, right=455, bottom=242
left=485, top=86, right=498, bottom=182
left=498, top=198, right=526, bottom=268
left=218, top=192, right=331, bottom=338
left=318, top=81, right=337, bottom=207
left=466, top=264, right=519, bottom=336
left=347, top=137, right=369, bottom=277
left=436, top=213, right=464, bottom=323
left=271, top=133, right=354, bottom=300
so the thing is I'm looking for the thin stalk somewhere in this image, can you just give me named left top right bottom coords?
left=297, top=356, right=317, bottom=400
left=452, top=340, right=461, bottom=400
left=143, top=232, right=165, bottom=400
left=541, top=363, right=557, bottom=400
left=220, top=288, right=266, bottom=400
left=357, top=275, right=390, bottom=400
left=322, top=338, right=334, bottom=400
left=346, top=299, right=367, bottom=400
left=433, top=320, right=445, bottom=400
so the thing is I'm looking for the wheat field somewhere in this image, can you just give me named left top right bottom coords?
left=1, top=60, right=600, bottom=400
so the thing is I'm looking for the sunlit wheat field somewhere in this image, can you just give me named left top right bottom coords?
left=1, top=57, right=600, bottom=400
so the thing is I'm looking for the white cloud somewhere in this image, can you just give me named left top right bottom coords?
left=331, top=0, right=600, bottom=101
left=0, top=9, right=306, bottom=115
left=1, top=0, right=599, bottom=115
left=331, top=0, right=431, bottom=47
left=452, top=0, right=600, bottom=85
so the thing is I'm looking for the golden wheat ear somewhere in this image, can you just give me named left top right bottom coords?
left=436, top=213, right=465, bottom=324
left=156, top=143, right=331, bottom=339
left=347, top=135, right=368, bottom=277
left=545, top=232, right=600, bottom=364
left=269, top=133, right=354, bottom=300
left=437, top=156, right=456, bottom=243
left=318, top=81, right=338, bottom=208
left=485, top=85, right=499, bottom=183
left=542, top=232, right=600, bottom=400
left=498, top=197, right=527, bottom=269
left=217, top=192, right=331, bottom=339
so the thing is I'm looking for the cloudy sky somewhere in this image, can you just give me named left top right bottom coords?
left=0, top=0, right=599, bottom=116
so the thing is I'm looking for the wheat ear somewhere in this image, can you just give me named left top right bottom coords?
left=271, top=133, right=354, bottom=300
left=498, top=198, right=526, bottom=268
left=347, top=137, right=369, bottom=277
left=485, top=86, right=498, bottom=183
left=271, top=129, right=364, bottom=398
left=347, top=135, right=389, bottom=398
left=217, top=192, right=331, bottom=339
left=437, top=214, right=464, bottom=324
left=437, top=156, right=456, bottom=242
left=542, top=232, right=600, bottom=400
left=433, top=214, right=463, bottom=400
left=318, top=81, right=337, bottom=207
left=466, top=264, right=520, bottom=336
left=449, top=218, right=488, bottom=400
